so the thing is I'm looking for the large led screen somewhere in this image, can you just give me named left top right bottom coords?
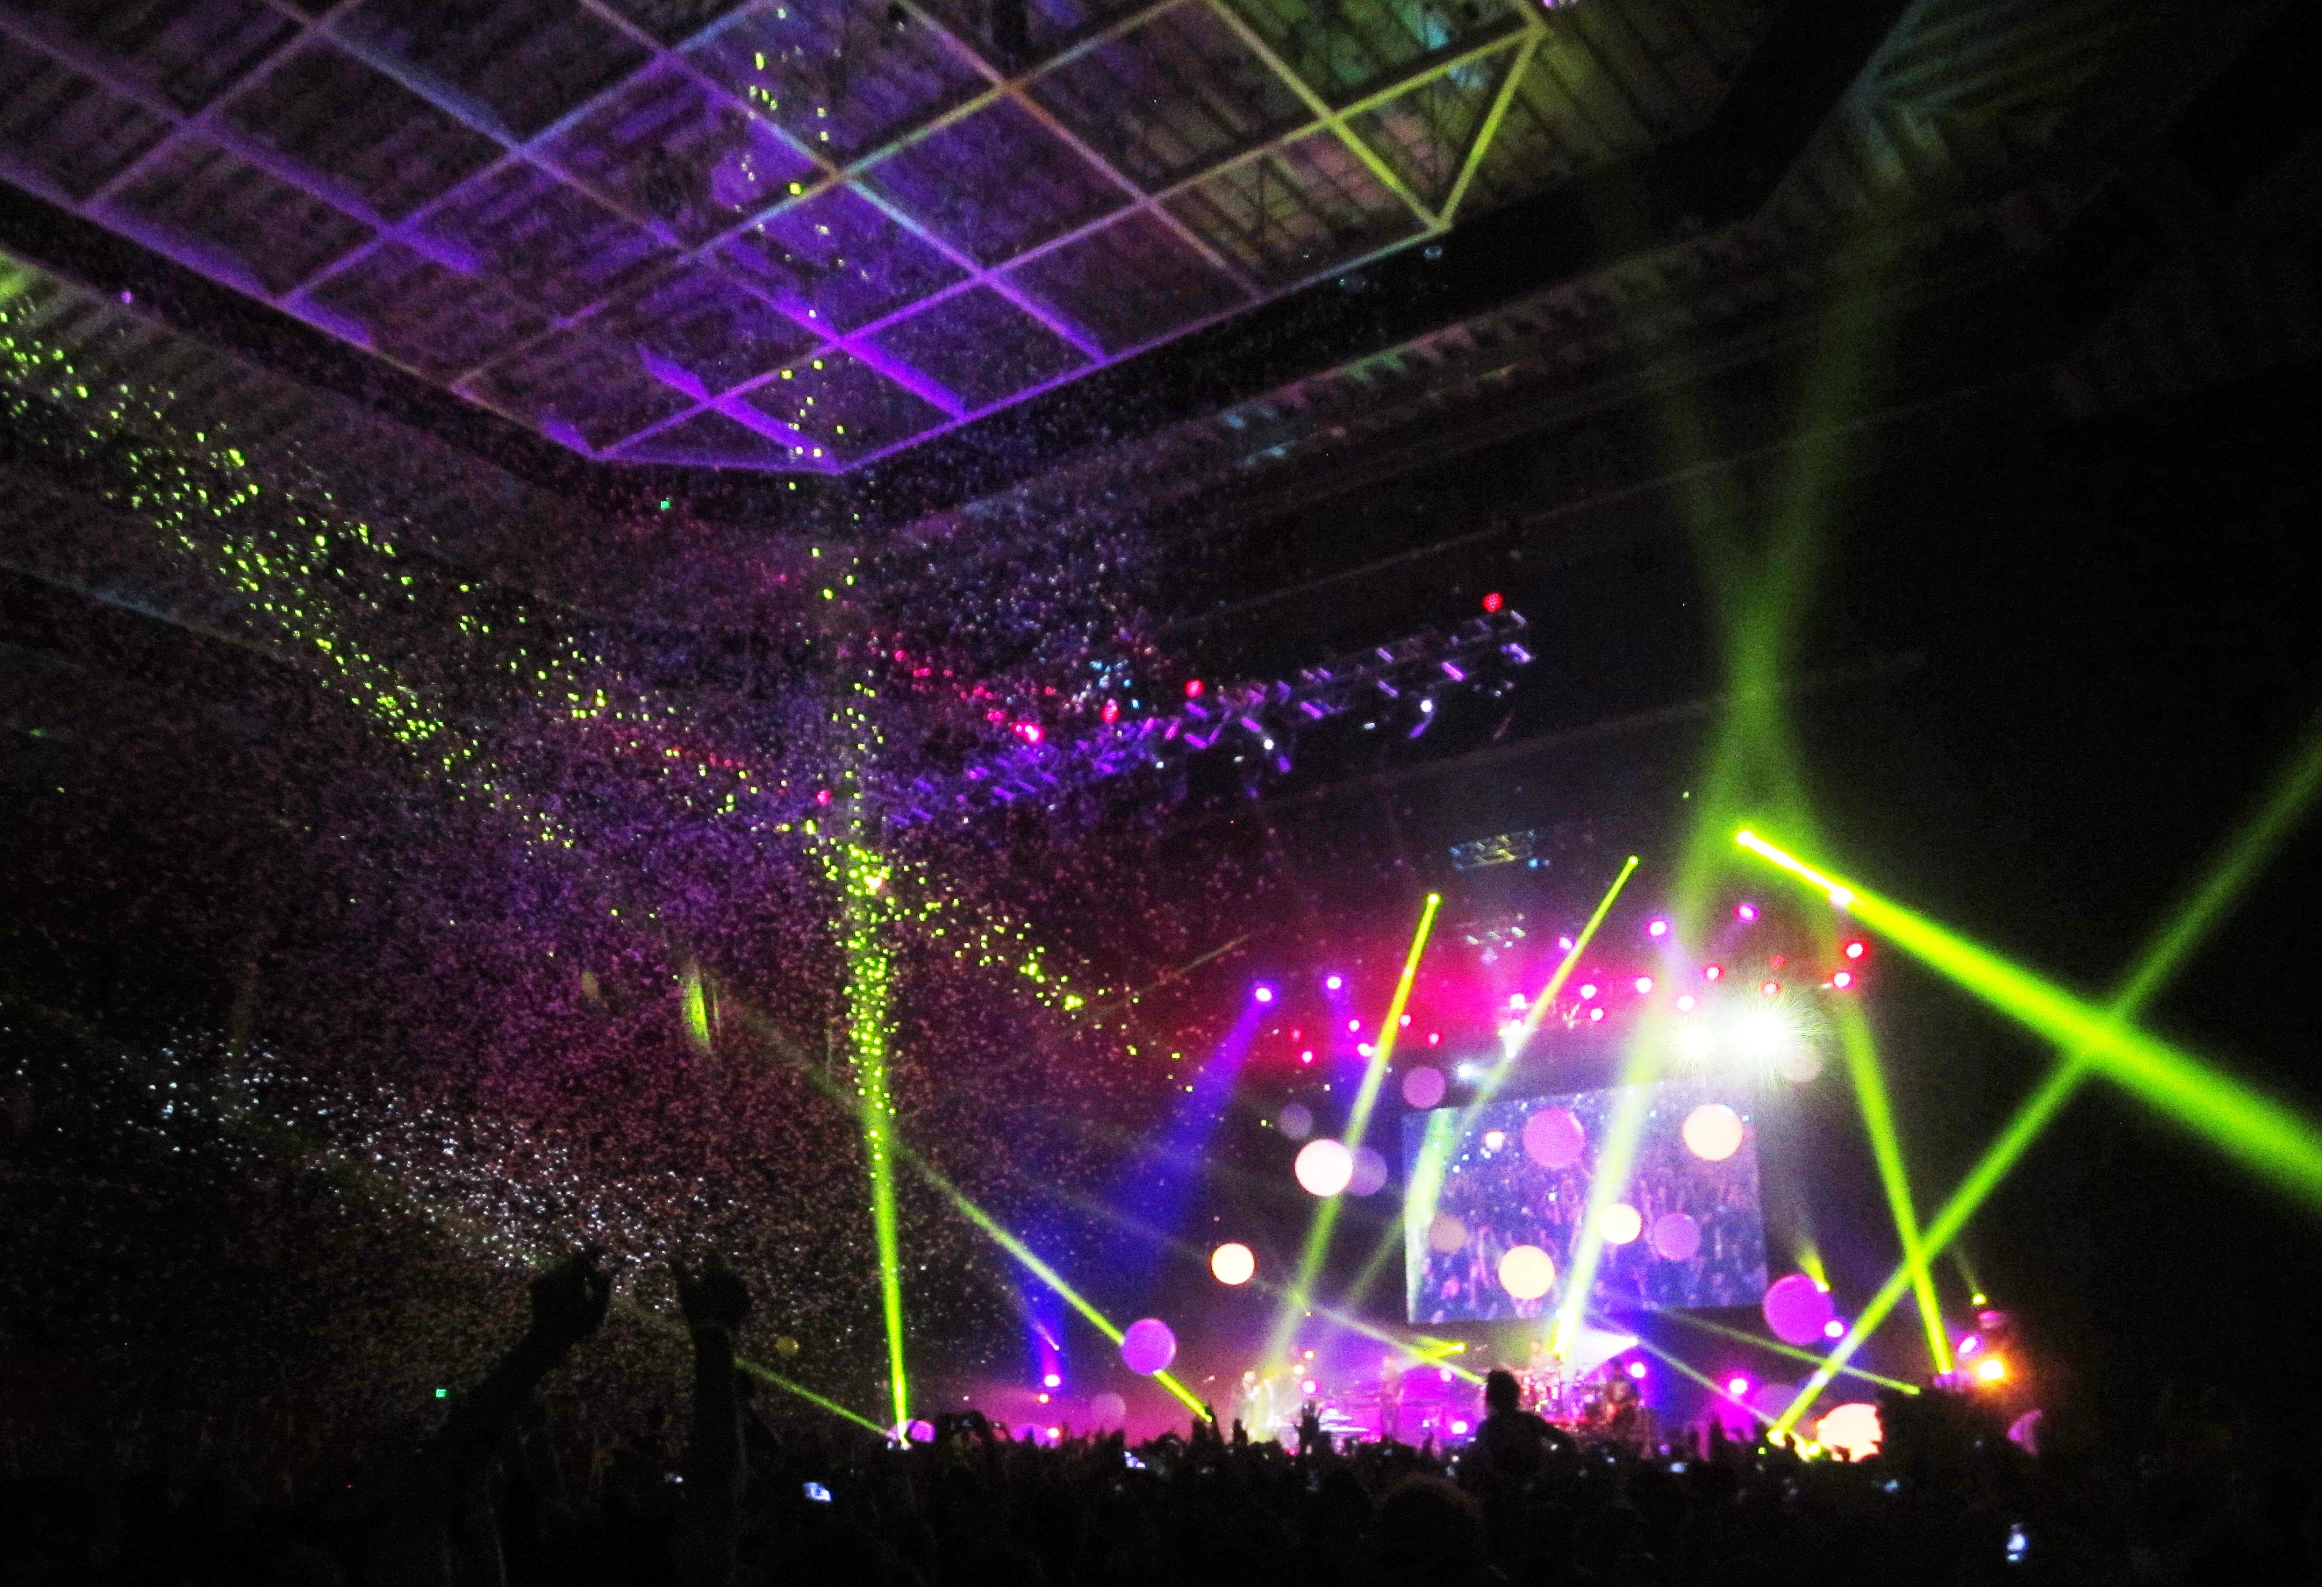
left=1403, top=1077, right=1769, bottom=1325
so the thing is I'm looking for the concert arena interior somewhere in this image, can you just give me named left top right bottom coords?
left=4, top=0, right=2322, bottom=1580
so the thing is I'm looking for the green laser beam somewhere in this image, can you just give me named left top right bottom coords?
left=836, top=842, right=911, bottom=1433
left=1830, top=995, right=1950, bottom=1372
left=735, top=1358, right=889, bottom=1435
left=931, top=1178, right=1208, bottom=1416
left=1390, top=857, right=1638, bottom=1323
left=1602, top=1319, right=1775, bottom=1428
left=1768, top=715, right=2322, bottom=1431
left=1343, top=893, right=1441, bottom=1158
left=1736, top=827, right=2322, bottom=1216
left=725, top=995, right=1216, bottom=1421
left=1025, top=1174, right=1487, bottom=1385
left=1268, top=893, right=1439, bottom=1362
left=1652, top=1307, right=1918, bottom=1393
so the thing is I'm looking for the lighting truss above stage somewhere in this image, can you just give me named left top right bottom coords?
left=891, top=606, right=1534, bottom=822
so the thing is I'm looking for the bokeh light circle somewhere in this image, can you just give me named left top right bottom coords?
left=1401, top=1066, right=1447, bottom=1109
left=1682, top=1103, right=1745, bottom=1161
left=1774, top=1043, right=1824, bottom=1085
left=1428, top=1213, right=1469, bottom=1253
left=1210, top=1242, right=1255, bottom=1285
left=1816, top=1402, right=1883, bottom=1460
left=1599, top=1202, right=1643, bottom=1245
left=1761, top=1273, right=1838, bottom=1346
left=774, top=1336, right=800, bottom=1358
left=1348, top=1146, right=1389, bottom=1197
left=1749, top=1381, right=1803, bottom=1423
left=1522, top=1106, right=1587, bottom=1170
left=1278, top=1103, right=1314, bottom=1141
left=1294, top=1138, right=1354, bottom=1197
left=1087, top=1392, right=1128, bottom=1429
left=1120, top=1318, right=1178, bottom=1375
left=1498, top=1244, right=1556, bottom=1301
left=1650, top=1211, right=1702, bottom=1261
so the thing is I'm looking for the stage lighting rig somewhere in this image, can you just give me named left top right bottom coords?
left=1448, top=829, right=1545, bottom=870
left=887, top=608, right=1534, bottom=824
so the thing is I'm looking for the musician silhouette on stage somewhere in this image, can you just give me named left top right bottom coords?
left=1378, top=1354, right=1406, bottom=1442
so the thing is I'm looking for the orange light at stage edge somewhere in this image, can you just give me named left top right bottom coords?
left=1975, top=1356, right=2009, bottom=1384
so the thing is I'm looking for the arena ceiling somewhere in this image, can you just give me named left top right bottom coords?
left=0, top=0, right=1804, bottom=472
left=2, top=0, right=2315, bottom=564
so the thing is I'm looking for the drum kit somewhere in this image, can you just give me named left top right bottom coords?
left=1521, top=1366, right=1608, bottom=1428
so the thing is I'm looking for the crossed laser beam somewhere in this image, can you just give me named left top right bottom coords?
left=1025, top=1175, right=1485, bottom=1386
left=1652, top=1305, right=1917, bottom=1394
left=1737, top=828, right=2322, bottom=1214
left=1386, top=857, right=1637, bottom=1329
left=1754, top=714, right=2322, bottom=1433
left=721, top=983, right=1213, bottom=1421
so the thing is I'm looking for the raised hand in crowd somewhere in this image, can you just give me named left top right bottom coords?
left=671, top=1255, right=751, bottom=1587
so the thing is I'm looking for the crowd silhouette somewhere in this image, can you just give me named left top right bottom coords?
left=2, top=1252, right=2314, bottom=1586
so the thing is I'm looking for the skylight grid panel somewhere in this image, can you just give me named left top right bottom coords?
left=114, top=138, right=375, bottom=292
left=547, top=64, right=818, bottom=244
left=721, top=184, right=968, bottom=333
left=307, top=242, right=552, bottom=380
left=36, top=0, right=297, bottom=112
left=0, top=39, right=171, bottom=198
left=1166, top=154, right=1340, bottom=282
left=690, top=1, right=985, bottom=163
left=615, top=407, right=811, bottom=465
left=1030, top=6, right=1304, bottom=187
left=1530, top=21, right=1655, bottom=155
left=600, top=0, right=750, bottom=46
left=596, top=263, right=819, bottom=391
left=227, top=45, right=502, bottom=219
left=865, top=98, right=1127, bottom=265
left=340, top=0, right=651, bottom=139
left=1005, top=208, right=1245, bottom=350
left=467, top=329, right=693, bottom=448
left=743, top=351, right=948, bottom=461
left=421, top=164, right=670, bottom=315
left=868, top=285, right=1087, bottom=407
